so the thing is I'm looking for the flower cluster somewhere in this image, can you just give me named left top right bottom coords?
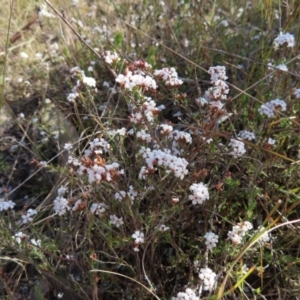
left=206, top=66, right=230, bottom=101
left=172, top=288, right=200, bottom=300
left=53, top=186, right=70, bottom=216
left=132, top=230, right=145, bottom=252
left=199, top=267, right=217, bottom=291
left=21, top=208, right=37, bottom=224
left=188, top=183, right=209, bottom=205
left=129, top=96, right=165, bottom=125
left=273, top=32, right=295, bottom=50
left=238, top=130, right=256, bottom=141
left=115, top=60, right=157, bottom=91
left=103, top=50, right=120, bottom=64
left=67, top=66, right=96, bottom=102
left=138, top=148, right=188, bottom=180
left=114, top=186, right=137, bottom=203
left=204, top=232, right=219, bottom=250
left=154, top=67, right=183, bottom=87
left=13, top=232, right=28, bottom=244
left=258, top=99, right=287, bottom=118
left=0, top=198, right=15, bottom=211
left=159, top=124, right=173, bottom=135
left=228, top=138, right=246, bottom=158
left=68, top=138, right=123, bottom=184
left=168, top=130, right=192, bottom=144
left=228, top=221, right=253, bottom=245
left=254, top=226, right=271, bottom=245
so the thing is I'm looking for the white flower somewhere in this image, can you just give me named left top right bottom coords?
left=238, top=130, right=256, bottom=141
left=82, top=76, right=96, bottom=87
left=228, top=139, right=246, bottom=158
left=199, top=267, right=217, bottom=291
left=57, top=186, right=68, bottom=197
left=114, top=191, right=127, bottom=201
left=132, top=230, right=145, bottom=244
left=208, top=66, right=228, bottom=82
left=30, top=239, right=41, bottom=247
left=294, top=88, right=300, bottom=98
left=195, top=97, right=208, bottom=107
left=189, top=183, right=209, bottom=205
left=220, top=20, right=229, bottom=27
left=116, top=72, right=157, bottom=91
left=13, top=232, right=28, bottom=244
left=128, top=186, right=137, bottom=201
left=158, top=224, right=169, bottom=231
left=136, top=130, right=152, bottom=143
left=154, top=67, right=183, bottom=86
left=38, top=4, right=55, bottom=18
left=254, top=226, right=271, bottom=245
left=228, top=221, right=253, bottom=245
left=53, top=196, right=70, bottom=216
left=0, top=198, right=15, bottom=211
left=103, top=50, right=120, bottom=64
left=258, top=99, right=287, bottom=118
left=64, top=142, right=73, bottom=150
left=67, top=92, right=79, bottom=102
left=172, top=288, right=199, bottom=300
left=273, top=32, right=295, bottom=50
left=139, top=148, right=188, bottom=179
left=90, top=203, right=108, bottom=215
left=275, top=64, right=288, bottom=72
left=267, top=138, right=276, bottom=145
left=21, top=209, right=37, bottom=224
left=204, top=232, right=219, bottom=250
left=159, top=124, right=173, bottom=135
left=109, top=214, right=124, bottom=227
left=20, top=52, right=29, bottom=59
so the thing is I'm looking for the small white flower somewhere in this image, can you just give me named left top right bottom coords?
left=13, top=232, right=28, bottom=244
left=195, top=97, right=208, bottom=107
left=53, top=196, right=70, bottom=216
left=109, top=214, right=124, bottom=227
left=20, top=52, right=29, bottom=59
left=21, top=209, right=37, bottom=224
left=0, top=198, right=15, bottom=211
left=254, top=226, right=271, bottom=245
left=199, top=267, right=217, bottom=291
left=30, top=239, right=41, bottom=247
left=64, top=142, right=73, bottom=150
left=228, top=139, right=246, bottom=158
left=189, top=183, right=209, bottom=205
left=67, top=92, right=79, bottom=102
left=90, top=203, right=108, bottom=215
left=82, top=76, right=96, bottom=87
left=158, top=224, right=169, bottom=232
left=267, top=138, right=276, bottom=145
left=172, top=288, right=199, bottom=300
left=103, top=51, right=120, bottom=64
left=57, top=186, right=68, bottom=197
left=273, top=32, right=295, bottom=50
left=258, top=99, right=287, bottom=118
left=238, top=130, right=256, bottom=141
left=204, top=232, right=219, bottom=250
left=132, top=230, right=145, bottom=244
left=38, top=4, right=56, bottom=18
left=294, top=88, right=300, bottom=99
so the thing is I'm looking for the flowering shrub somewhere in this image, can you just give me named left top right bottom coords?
left=1, top=1, right=300, bottom=299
